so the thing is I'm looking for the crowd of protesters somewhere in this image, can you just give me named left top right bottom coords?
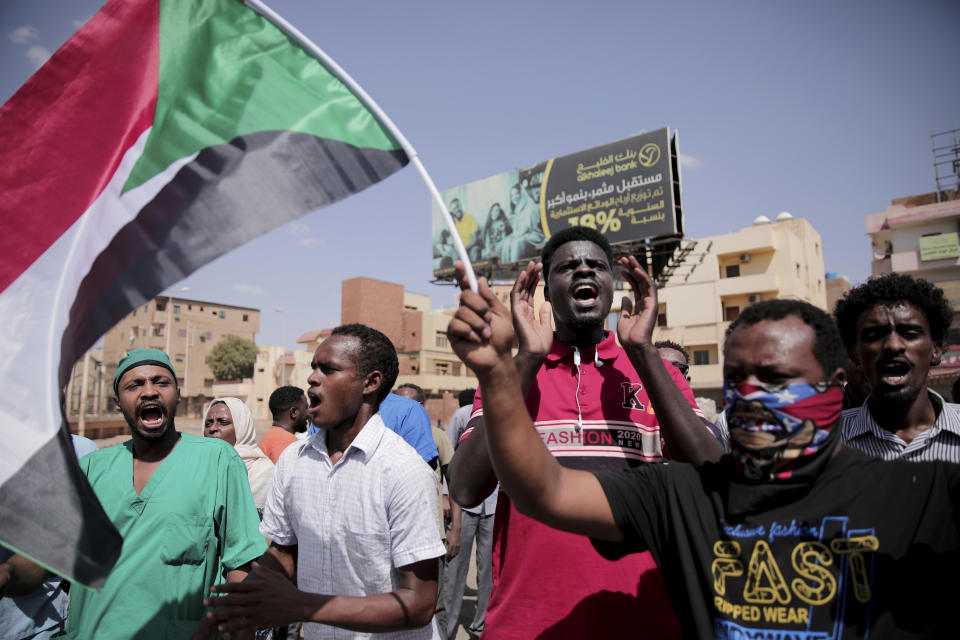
left=2, top=225, right=960, bottom=639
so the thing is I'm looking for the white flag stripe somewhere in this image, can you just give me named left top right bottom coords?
left=0, top=127, right=198, bottom=486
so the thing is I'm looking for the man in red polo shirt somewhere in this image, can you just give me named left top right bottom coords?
left=448, top=227, right=722, bottom=639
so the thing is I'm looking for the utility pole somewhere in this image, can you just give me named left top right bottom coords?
left=276, top=307, right=287, bottom=387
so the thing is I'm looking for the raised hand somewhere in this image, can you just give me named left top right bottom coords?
left=511, top=261, right=553, bottom=359
left=447, top=261, right=515, bottom=376
left=617, top=255, right=658, bottom=350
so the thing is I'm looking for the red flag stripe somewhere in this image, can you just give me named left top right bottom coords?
left=0, top=0, right=159, bottom=293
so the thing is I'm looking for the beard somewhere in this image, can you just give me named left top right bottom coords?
left=121, top=399, right=177, bottom=442
left=873, top=383, right=922, bottom=411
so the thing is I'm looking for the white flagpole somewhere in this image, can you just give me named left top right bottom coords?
left=243, top=0, right=479, bottom=293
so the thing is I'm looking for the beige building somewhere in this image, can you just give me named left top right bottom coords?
left=653, top=214, right=827, bottom=401
left=295, top=277, right=478, bottom=426
left=867, top=190, right=960, bottom=392
left=102, top=295, right=261, bottom=416
left=867, top=191, right=960, bottom=315
left=210, top=346, right=313, bottom=420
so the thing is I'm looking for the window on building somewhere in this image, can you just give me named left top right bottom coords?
left=175, top=354, right=184, bottom=363
left=173, top=305, right=180, bottom=313
left=204, top=378, right=214, bottom=387
left=657, top=303, right=667, bottom=327
left=156, top=300, right=166, bottom=311
left=178, top=329, right=186, bottom=337
left=795, top=263, right=801, bottom=277
left=152, top=324, right=164, bottom=337
left=725, top=306, right=740, bottom=322
left=725, top=264, right=740, bottom=278
left=188, top=304, right=192, bottom=310
left=436, top=331, right=448, bottom=348
left=815, top=242, right=820, bottom=255
left=219, top=310, right=226, bottom=319
left=436, top=362, right=450, bottom=375
left=242, top=314, right=249, bottom=322
left=693, top=350, right=710, bottom=365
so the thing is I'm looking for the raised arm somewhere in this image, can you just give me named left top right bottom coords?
left=448, top=260, right=553, bottom=507
left=616, top=255, right=724, bottom=464
left=447, top=262, right=620, bottom=541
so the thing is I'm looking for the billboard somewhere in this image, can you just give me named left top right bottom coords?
left=432, top=127, right=683, bottom=278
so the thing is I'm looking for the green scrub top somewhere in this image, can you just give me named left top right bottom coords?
left=63, top=433, right=267, bottom=639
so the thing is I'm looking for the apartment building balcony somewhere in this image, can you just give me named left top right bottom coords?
left=690, top=363, right=723, bottom=389
left=714, top=225, right=776, bottom=257
left=716, top=272, right=779, bottom=297
left=887, top=249, right=960, bottom=276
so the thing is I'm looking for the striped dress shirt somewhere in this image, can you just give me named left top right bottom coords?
left=841, top=390, right=960, bottom=462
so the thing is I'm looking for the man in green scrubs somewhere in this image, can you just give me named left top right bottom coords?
left=0, top=349, right=266, bottom=639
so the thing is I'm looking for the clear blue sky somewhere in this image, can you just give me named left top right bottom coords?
left=3, top=0, right=958, bottom=350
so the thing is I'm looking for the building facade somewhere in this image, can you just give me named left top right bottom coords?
left=298, top=277, right=478, bottom=426
left=102, top=296, right=260, bottom=416
left=653, top=215, right=827, bottom=401
left=867, top=190, right=960, bottom=392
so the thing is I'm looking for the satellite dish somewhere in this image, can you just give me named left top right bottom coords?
left=753, top=215, right=771, bottom=225
left=873, top=240, right=892, bottom=260
left=776, top=211, right=794, bottom=221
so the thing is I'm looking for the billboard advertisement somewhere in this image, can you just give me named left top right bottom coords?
left=432, top=127, right=682, bottom=278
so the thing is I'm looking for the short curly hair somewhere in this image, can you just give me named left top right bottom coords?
left=541, top=226, right=613, bottom=281
left=268, top=385, right=305, bottom=419
left=833, top=273, right=953, bottom=348
left=331, top=324, right=399, bottom=402
left=726, top=299, right=845, bottom=377
left=654, top=340, right=690, bottom=364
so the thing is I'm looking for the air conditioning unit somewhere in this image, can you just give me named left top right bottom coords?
left=748, top=294, right=760, bottom=304
left=739, top=253, right=751, bottom=263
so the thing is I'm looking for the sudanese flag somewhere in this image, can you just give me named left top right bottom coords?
left=0, top=0, right=408, bottom=587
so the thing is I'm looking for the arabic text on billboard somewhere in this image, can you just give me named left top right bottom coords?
left=432, top=128, right=679, bottom=278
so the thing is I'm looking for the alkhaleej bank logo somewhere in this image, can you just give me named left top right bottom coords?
left=638, top=143, right=660, bottom=167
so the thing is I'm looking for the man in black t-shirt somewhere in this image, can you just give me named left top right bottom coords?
left=446, top=263, right=960, bottom=639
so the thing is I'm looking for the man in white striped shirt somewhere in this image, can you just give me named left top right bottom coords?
left=202, top=324, right=445, bottom=639
left=836, top=273, right=960, bottom=461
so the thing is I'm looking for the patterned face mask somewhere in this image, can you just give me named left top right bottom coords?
left=723, top=381, right=843, bottom=480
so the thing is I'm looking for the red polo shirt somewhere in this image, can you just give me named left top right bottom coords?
left=471, top=332, right=703, bottom=639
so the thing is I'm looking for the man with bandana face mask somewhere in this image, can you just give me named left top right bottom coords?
left=447, top=270, right=960, bottom=639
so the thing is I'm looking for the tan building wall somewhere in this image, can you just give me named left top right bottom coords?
left=102, top=296, right=260, bottom=416
left=341, top=278, right=405, bottom=347
left=209, top=347, right=312, bottom=420
left=867, top=193, right=960, bottom=306
left=654, top=215, right=827, bottom=399
left=65, top=348, right=107, bottom=417
left=295, top=278, right=478, bottom=428
left=866, top=192, right=960, bottom=391
left=825, top=275, right=852, bottom=315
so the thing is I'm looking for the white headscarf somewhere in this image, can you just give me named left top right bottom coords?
left=204, top=397, right=273, bottom=509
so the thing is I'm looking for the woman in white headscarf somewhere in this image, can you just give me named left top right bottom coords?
left=203, top=397, right=274, bottom=514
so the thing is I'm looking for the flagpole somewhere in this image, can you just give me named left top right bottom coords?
left=243, top=0, right=479, bottom=294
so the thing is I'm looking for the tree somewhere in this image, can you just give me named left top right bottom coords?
left=206, top=335, right=258, bottom=381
